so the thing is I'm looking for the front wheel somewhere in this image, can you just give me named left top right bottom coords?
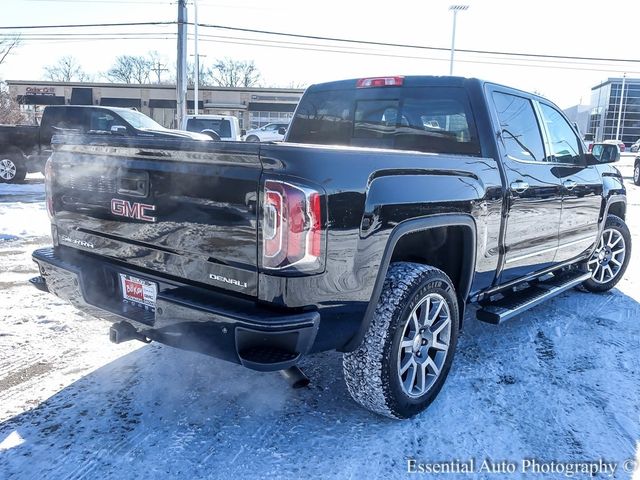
left=0, top=156, right=27, bottom=184
left=583, top=215, right=631, bottom=292
left=633, top=161, right=640, bottom=186
left=343, top=263, right=459, bottom=419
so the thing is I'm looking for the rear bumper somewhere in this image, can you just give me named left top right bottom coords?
left=32, top=247, right=320, bottom=371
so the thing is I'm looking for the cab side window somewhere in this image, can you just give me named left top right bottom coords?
left=493, top=92, right=546, bottom=162
left=539, top=103, right=582, bottom=164
left=89, top=110, right=116, bottom=132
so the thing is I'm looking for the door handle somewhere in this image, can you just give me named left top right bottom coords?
left=563, top=180, right=578, bottom=190
left=510, top=181, right=529, bottom=194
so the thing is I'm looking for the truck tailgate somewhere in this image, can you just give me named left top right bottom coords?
left=50, top=138, right=262, bottom=296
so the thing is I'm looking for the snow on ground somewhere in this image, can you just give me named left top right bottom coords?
left=0, top=163, right=639, bottom=479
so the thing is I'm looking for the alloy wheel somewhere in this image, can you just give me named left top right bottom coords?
left=0, top=159, right=17, bottom=181
left=397, top=293, right=452, bottom=398
left=588, top=228, right=626, bottom=284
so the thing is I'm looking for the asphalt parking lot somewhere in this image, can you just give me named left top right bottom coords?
left=0, top=155, right=638, bottom=479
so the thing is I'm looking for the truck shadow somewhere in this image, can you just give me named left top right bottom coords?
left=1, top=287, right=639, bottom=479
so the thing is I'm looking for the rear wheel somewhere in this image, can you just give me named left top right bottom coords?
left=583, top=215, right=631, bottom=292
left=245, top=135, right=260, bottom=142
left=0, top=156, right=27, bottom=184
left=343, top=263, right=459, bottom=419
left=634, top=161, right=640, bottom=186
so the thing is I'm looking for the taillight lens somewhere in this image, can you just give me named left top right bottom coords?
left=262, top=180, right=324, bottom=271
left=44, top=157, right=54, bottom=219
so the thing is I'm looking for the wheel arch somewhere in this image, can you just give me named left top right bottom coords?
left=342, top=214, right=477, bottom=352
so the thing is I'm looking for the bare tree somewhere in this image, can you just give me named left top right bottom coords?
left=107, top=55, right=153, bottom=84
left=0, top=35, right=20, bottom=67
left=43, top=56, right=90, bottom=82
left=187, top=60, right=214, bottom=87
left=209, top=58, right=261, bottom=88
left=0, top=84, right=28, bottom=124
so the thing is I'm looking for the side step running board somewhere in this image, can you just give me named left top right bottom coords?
left=476, top=271, right=592, bottom=324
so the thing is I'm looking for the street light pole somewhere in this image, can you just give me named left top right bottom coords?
left=449, top=5, right=469, bottom=76
left=615, top=73, right=626, bottom=141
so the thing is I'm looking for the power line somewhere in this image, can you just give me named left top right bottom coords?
left=0, top=21, right=174, bottom=30
left=196, top=23, right=640, bottom=65
left=0, top=21, right=640, bottom=67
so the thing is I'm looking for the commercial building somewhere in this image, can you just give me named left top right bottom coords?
left=563, top=104, right=591, bottom=137
left=587, top=77, right=640, bottom=145
left=6, top=80, right=304, bottom=130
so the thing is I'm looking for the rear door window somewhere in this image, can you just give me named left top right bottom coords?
left=287, top=86, right=481, bottom=155
left=492, top=92, right=546, bottom=162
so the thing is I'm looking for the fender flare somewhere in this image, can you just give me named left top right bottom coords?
left=342, top=214, right=477, bottom=352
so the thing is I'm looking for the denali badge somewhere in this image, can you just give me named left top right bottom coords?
left=209, top=274, right=248, bottom=289
left=60, top=234, right=94, bottom=249
left=111, top=199, right=156, bottom=222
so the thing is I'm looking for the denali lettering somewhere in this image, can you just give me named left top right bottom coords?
left=111, top=199, right=156, bottom=222
left=60, top=235, right=94, bottom=249
left=209, top=274, right=248, bottom=288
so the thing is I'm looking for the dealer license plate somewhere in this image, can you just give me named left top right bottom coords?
left=119, top=274, right=157, bottom=311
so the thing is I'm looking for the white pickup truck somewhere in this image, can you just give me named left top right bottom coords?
left=181, top=115, right=243, bottom=141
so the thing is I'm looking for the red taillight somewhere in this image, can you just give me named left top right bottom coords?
left=262, top=180, right=324, bottom=270
left=44, top=157, right=54, bottom=219
left=356, top=76, right=404, bottom=88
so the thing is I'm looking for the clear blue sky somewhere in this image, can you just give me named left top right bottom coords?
left=1, top=0, right=639, bottom=108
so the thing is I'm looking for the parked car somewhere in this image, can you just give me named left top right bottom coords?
left=181, top=115, right=243, bottom=141
left=244, top=122, right=289, bottom=142
left=0, top=105, right=209, bottom=183
left=32, top=76, right=629, bottom=419
left=630, top=139, right=640, bottom=153
left=603, top=139, right=625, bottom=152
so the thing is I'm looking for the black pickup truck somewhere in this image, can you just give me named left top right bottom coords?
left=0, top=105, right=208, bottom=183
left=31, top=76, right=630, bottom=419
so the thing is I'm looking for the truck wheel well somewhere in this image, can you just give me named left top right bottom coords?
left=608, top=202, right=625, bottom=221
left=389, top=225, right=473, bottom=323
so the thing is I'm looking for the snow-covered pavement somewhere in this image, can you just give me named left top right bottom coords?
left=0, top=167, right=639, bottom=479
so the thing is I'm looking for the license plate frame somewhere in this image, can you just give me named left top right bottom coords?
left=119, top=273, right=157, bottom=311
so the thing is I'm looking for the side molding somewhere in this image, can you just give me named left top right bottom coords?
left=342, top=214, right=477, bottom=352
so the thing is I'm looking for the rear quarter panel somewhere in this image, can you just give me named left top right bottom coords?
left=258, top=143, right=503, bottom=350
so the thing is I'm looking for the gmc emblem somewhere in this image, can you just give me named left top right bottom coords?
left=111, top=198, right=156, bottom=222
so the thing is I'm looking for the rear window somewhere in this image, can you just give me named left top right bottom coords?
left=186, top=118, right=232, bottom=138
left=287, top=86, right=481, bottom=156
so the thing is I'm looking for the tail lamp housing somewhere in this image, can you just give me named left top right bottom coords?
left=44, top=157, right=55, bottom=219
left=261, top=179, right=325, bottom=272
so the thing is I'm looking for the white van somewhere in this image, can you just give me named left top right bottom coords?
left=181, top=115, right=243, bottom=141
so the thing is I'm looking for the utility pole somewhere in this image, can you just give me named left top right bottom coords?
left=176, top=0, right=188, bottom=128
left=151, top=60, right=168, bottom=84
left=615, top=73, right=626, bottom=141
left=193, top=0, right=200, bottom=115
left=449, top=5, right=469, bottom=76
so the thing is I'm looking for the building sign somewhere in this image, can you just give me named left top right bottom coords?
left=25, top=87, right=56, bottom=96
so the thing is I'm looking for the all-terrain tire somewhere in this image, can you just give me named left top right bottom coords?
left=583, top=215, right=631, bottom=292
left=343, top=262, right=459, bottom=419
